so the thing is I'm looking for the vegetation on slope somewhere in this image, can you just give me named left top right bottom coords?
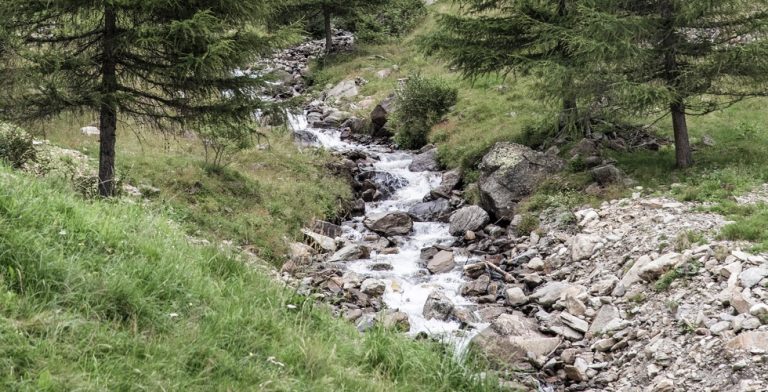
left=0, top=165, right=501, bottom=391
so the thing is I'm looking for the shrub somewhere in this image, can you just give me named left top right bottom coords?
left=393, top=74, right=457, bottom=149
left=516, top=213, right=541, bottom=236
left=0, top=122, right=36, bottom=168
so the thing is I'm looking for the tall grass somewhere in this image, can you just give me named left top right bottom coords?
left=0, top=167, right=502, bottom=391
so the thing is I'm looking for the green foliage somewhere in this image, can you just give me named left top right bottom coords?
left=515, top=214, right=540, bottom=237
left=344, top=0, right=428, bottom=44
left=716, top=203, right=768, bottom=252
left=0, top=166, right=500, bottom=391
left=197, top=122, right=261, bottom=167
left=393, top=74, right=457, bottom=149
left=0, top=123, right=35, bottom=169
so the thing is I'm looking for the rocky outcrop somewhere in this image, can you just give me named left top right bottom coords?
left=471, top=313, right=561, bottom=371
left=363, top=212, right=413, bottom=236
left=478, top=142, right=564, bottom=220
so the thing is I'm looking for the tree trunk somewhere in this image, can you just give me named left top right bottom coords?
left=323, top=6, right=332, bottom=54
left=671, top=101, right=693, bottom=168
left=98, top=5, right=118, bottom=197
left=556, top=0, right=581, bottom=134
left=660, top=0, right=692, bottom=168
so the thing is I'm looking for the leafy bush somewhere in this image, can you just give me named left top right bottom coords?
left=344, top=0, right=428, bottom=44
left=0, top=123, right=36, bottom=168
left=394, top=74, right=457, bottom=149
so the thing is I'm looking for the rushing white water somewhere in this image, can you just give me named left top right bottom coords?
left=290, top=116, right=488, bottom=354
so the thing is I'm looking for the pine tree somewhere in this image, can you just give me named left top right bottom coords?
left=421, top=0, right=596, bottom=132
left=590, top=0, right=768, bottom=168
left=0, top=0, right=287, bottom=196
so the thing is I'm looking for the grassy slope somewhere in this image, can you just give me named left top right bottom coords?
left=38, top=112, right=349, bottom=263
left=0, top=167, right=501, bottom=391
left=313, top=0, right=768, bottom=249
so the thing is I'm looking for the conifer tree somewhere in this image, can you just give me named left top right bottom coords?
left=590, top=0, right=768, bottom=168
left=0, top=1, right=287, bottom=196
left=422, top=0, right=593, bottom=131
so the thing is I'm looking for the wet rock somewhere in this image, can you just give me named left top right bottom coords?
left=408, top=148, right=440, bottom=172
left=377, top=310, right=410, bottom=332
left=340, top=117, right=365, bottom=134
left=449, top=205, right=490, bottom=236
left=432, top=169, right=461, bottom=198
left=423, top=290, right=454, bottom=321
left=329, top=244, right=370, bottom=262
left=361, top=279, right=386, bottom=296
left=370, top=263, right=394, bottom=271
left=408, top=199, right=452, bottom=222
left=740, top=267, right=768, bottom=288
left=364, top=212, right=413, bottom=236
left=311, top=220, right=343, bottom=238
left=477, top=142, right=564, bottom=220
left=462, top=274, right=491, bottom=296
left=427, top=250, right=456, bottom=274
left=591, top=164, right=626, bottom=186
left=294, top=130, right=319, bottom=146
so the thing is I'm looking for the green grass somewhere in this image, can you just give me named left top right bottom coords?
left=0, top=166, right=503, bottom=391
left=27, top=112, right=350, bottom=264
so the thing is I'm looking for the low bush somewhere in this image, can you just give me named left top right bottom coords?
left=0, top=123, right=35, bottom=168
left=393, top=74, right=457, bottom=149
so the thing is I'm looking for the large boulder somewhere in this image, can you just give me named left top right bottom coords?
left=408, top=199, right=452, bottom=222
left=471, top=313, right=561, bottom=370
left=449, top=205, right=490, bottom=236
left=477, top=142, right=564, bottom=220
left=408, top=148, right=440, bottom=172
left=364, top=212, right=413, bottom=236
left=370, top=94, right=396, bottom=137
left=432, top=169, right=461, bottom=199
left=591, top=164, right=625, bottom=186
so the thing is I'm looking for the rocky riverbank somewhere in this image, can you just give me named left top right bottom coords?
left=270, top=34, right=768, bottom=392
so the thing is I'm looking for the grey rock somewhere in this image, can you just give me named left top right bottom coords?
left=639, top=253, right=682, bottom=281
left=80, top=126, right=100, bottom=136
left=477, top=142, right=564, bottom=220
left=361, top=279, right=386, bottom=296
left=471, top=317, right=561, bottom=371
left=377, top=310, right=410, bottom=332
left=408, top=199, right=452, bottom=222
left=591, top=164, right=625, bottom=186
left=327, top=80, right=359, bottom=101
left=560, top=312, right=589, bottom=333
left=301, top=229, right=337, bottom=252
left=364, top=212, right=413, bottom=236
left=589, top=305, right=620, bottom=334
left=329, top=244, right=370, bottom=262
left=294, top=130, right=319, bottom=146
left=462, top=275, right=491, bottom=296
left=423, top=290, right=454, bottom=321
left=570, top=234, right=601, bottom=261
left=370, top=94, right=396, bottom=137
left=449, top=205, right=490, bottom=236
left=530, top=281, right=584, bottom=307
left=408, top=148, right=440, bottom=172
left=505, top=287, right=528, bottom=306
left=427, top=250, right=455, bottom=274
left=739, top=267, right=768, bottom=288
left=726, top=331, right=768, bottom=352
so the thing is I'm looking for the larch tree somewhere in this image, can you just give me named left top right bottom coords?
left=590, top=0, right=768, bottom=168
left=0, top=0, right=288, bottom=196
left=421, top=0, right=598, bottom=132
